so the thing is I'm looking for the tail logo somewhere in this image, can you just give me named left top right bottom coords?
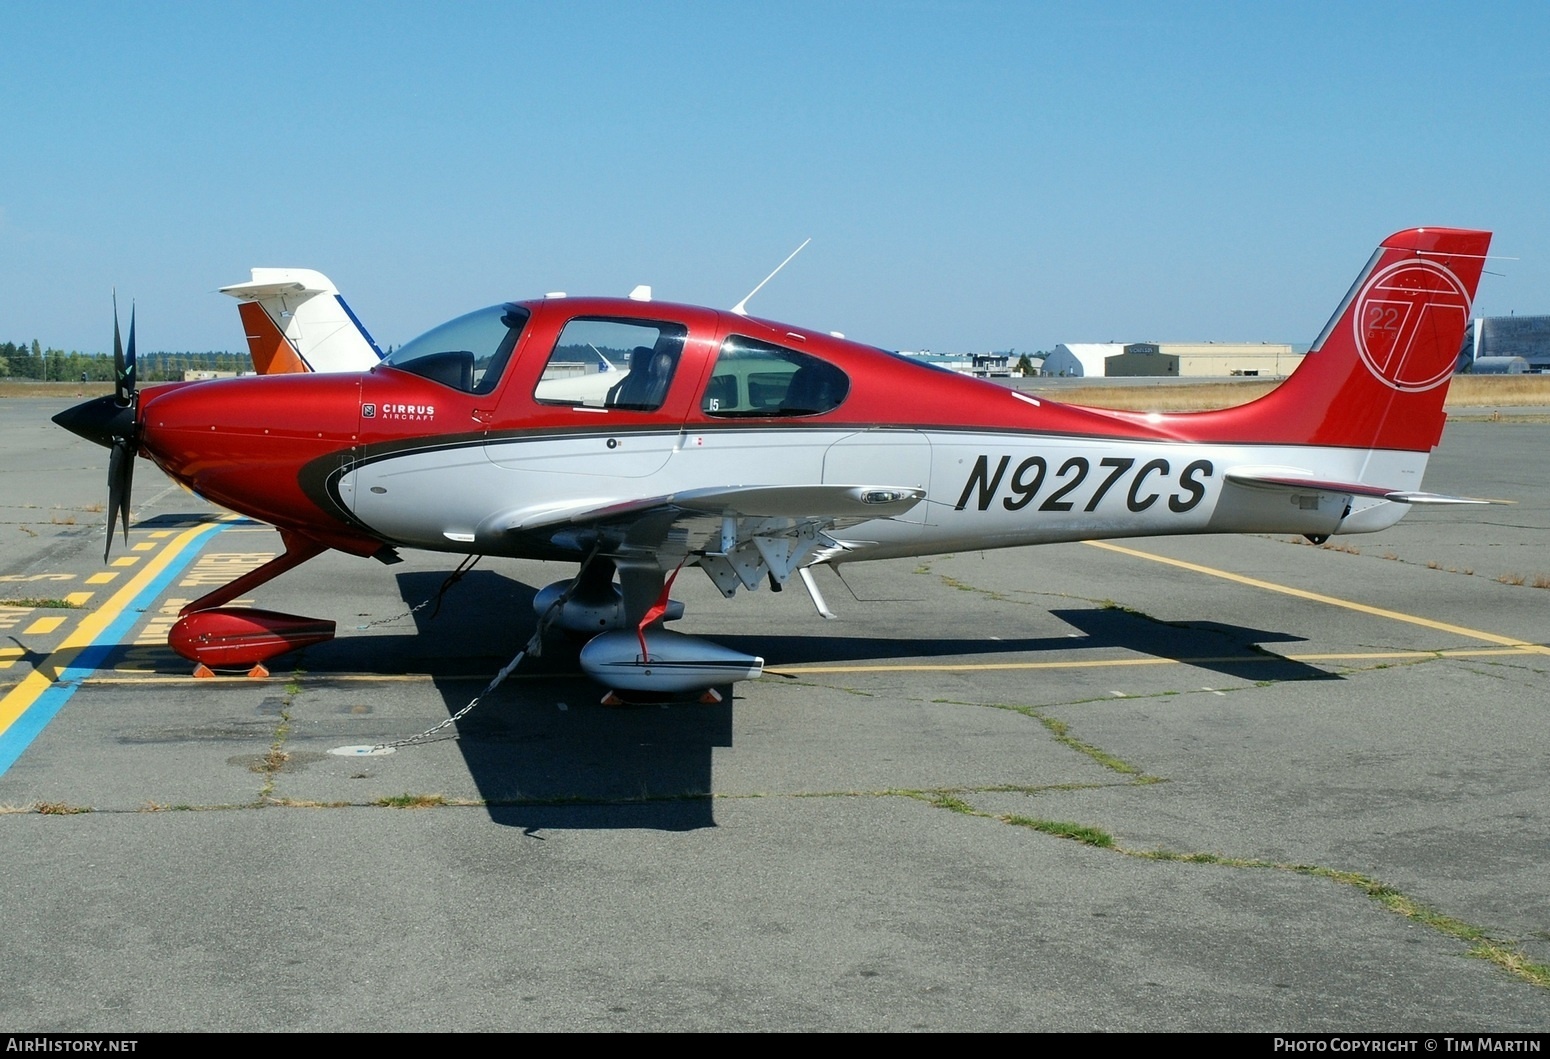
left=1353, top=258, right=1471, bottom=392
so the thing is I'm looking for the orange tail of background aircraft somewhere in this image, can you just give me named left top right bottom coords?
left=220, top=268, right=383, bottom=375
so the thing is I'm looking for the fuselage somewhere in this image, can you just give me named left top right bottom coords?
left=132, top=294, right=1425, bottom=569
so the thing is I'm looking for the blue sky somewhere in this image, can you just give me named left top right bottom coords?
left=3, top=1, right=1547, bottom=356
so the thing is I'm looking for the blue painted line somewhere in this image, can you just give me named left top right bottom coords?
left=0, top=520, right=231, bottom=776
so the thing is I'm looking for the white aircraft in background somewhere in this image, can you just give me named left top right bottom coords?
left=223, top=267, right=624, bottom=399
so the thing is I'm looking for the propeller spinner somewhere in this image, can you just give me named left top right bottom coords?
left=51, top=298, right=139, bottom=561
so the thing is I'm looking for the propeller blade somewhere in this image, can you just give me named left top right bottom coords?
left=106, top=440, right=128, bottom=562
left=117, top=439, right=135, bottom=550
left=91, top=294, right=140, bottom=559
left=112, top=296, right=125, bottom=404
left=123, top=303, right=137, bottom=400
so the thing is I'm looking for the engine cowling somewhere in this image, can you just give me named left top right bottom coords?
left=579, top=629, right=763, bottom=694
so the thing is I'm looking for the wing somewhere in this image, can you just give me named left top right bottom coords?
left=482, top=483, right=926, bottom=596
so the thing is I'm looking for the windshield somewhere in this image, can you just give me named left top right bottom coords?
left=382, top=304, right=529, bottom=395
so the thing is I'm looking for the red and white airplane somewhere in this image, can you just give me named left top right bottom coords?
left=54, top=227, right=1491, bottom=697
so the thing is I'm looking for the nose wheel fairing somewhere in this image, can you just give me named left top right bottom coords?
left=168, top=608, right=337, bottom=672
left=164, top=533, right=337, bottom=673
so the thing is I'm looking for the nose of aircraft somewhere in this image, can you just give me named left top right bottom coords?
left=52, top=394, right=135, bottom=449
left=117, top=373, right=365, bottom=537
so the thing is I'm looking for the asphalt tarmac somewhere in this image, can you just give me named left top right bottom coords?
left=2, top=395, right=1549, bottom=1031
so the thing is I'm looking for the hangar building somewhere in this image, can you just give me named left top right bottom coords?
left=1472, top=356, right=1529, bottom=374
left=1042, top=343, right=1125, bottom=377
left=1466, top=316, right=1550, bottom=372
left=1043, top=342, right=1300, bottom=379
left=1105, top=342, right=1302, bottom=378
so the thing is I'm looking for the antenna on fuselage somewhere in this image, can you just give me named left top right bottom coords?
left=731, top=238, right=811, bottom=316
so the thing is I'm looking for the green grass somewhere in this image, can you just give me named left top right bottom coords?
left=1001, top=816, right=1115, bottom=847
left=929, top=793, right=977, bottom=814
left=374, top=793, right=449, bottom=809
left=1034, top=714, right=1144, bottom=776
left=1117, top=849, right=1549, bottom=989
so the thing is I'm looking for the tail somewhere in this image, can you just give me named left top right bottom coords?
left=220, top=268, right=384, bottom=375
left=1181, top=227, right=1490, bottom=452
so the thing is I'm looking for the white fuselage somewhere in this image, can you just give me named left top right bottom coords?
left=338, top=425, right=1426, bottom=568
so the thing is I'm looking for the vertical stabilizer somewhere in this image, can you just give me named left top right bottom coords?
left=220, top=268, right=383, bottom=374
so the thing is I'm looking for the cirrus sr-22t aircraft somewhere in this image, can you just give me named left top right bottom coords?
left=54, top=227, right=1492, bottom=699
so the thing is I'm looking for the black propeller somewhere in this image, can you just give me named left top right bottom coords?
left=113, top=295, right=136, bottom=403
left=51, top=297, right=139, bottom=561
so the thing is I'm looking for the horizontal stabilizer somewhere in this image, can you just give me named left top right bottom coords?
left=1226, top=471, right=1497, bottom=505
left=1385, top=491, right=1500, bottom=506
left=219, top=273, right=336, bottom=300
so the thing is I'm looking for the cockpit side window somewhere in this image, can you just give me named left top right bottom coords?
left=702, top=335, right=850, bottom=417
left=380, top=304, right=528, bottom=395
left=533, top=318, right=689, bottom=411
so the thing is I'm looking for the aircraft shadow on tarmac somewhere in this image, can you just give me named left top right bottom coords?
left=136, top=512, right=231, bottom=530
left=292, top=570, right=1334, bottom=833
left=94, top=559, right=1336, bottom=833
left=396, top=569, right=727, bottom=833
left=713, top=611, right=1327, bottom=685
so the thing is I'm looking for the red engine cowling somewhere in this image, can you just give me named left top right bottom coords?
left=168, top=608, right=336, bottom=669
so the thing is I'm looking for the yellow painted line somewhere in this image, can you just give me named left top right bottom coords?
left=72, top=645, right=1543, bottom=685
left=774, top=657, right=1180, bottom=676
left=1301, top=648, right=1530, bottom=660
left=111, top=556, right=139, bottom=568
left=0, top=521, right=225, bottom=734
left=132, top=542, right=155, bottom=552
left=768, top=646, right=1529, bottom=677
left=85, top=572, right=118, bottom=585
left=88, top=672, right=495, bottom=685
left=23, top=617, right=65, bottom=635
left=64, top=592, right=93, bottom=606
left=1084, top=540, right=1550, bottom=656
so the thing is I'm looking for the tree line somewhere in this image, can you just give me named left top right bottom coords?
left=1, top=341, right=247, bottom=381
